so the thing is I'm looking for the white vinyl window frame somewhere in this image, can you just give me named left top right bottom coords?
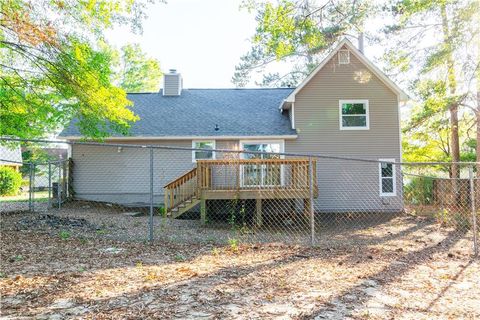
left=192, top=140, right=216, bottom=163
left=339, top=99, right=370, bottom=130
left=239, top=140, right=285, bottom=187
left=379, top=158, right=396, bottom=197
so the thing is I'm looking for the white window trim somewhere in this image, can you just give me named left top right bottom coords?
left=192, top=140, right=216, bottom=163
left=239, top=140, right=285, bottom=157
left=239, top=140, right=285, bottom=187
left=339, top=99, right=370, bottom=130
left=291, top=103, right=295, bottom=129
left=379, top=158, right=396, bottom=197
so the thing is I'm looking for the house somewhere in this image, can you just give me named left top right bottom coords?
left=0, top=145, right=23, bottom=172
left=59, top=39, right=408, bottom=218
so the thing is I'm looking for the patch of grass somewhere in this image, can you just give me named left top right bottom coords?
left=96, top=229, right=107, bottom=235
left=174, top=253, right=186, bottom=262
left=59, top=230, right=71, bottom=240
left=228, top=238, right=239, bottom=253
left=0, top=191, right=49, bottom=203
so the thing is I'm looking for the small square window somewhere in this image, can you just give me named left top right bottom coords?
left=339, top=100, right=369, bottom=130
left=192, top=141, right=215, bottom=162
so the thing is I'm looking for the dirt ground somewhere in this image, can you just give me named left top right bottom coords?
left=1, top=211, right=479, bottom=319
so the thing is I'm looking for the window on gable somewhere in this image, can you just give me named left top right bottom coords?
left=379, top=159, right=396, bottom=196
left=338, top=50, right=350, bottom=64
left=192, top=141, right=215, bottom=162
left=339, top=100, right=369, bottom=130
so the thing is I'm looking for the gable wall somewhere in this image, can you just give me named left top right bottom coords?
left=286, top=46, right=403, bottom=212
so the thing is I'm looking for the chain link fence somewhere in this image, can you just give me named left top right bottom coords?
left=1, top=138, right=478, bottom=256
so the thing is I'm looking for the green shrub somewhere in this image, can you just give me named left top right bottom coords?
left=404, top=176, right=434, bottom=205
left=157, top=206, right=166, bottom=217
left=0, top=167, right=22, bottom=196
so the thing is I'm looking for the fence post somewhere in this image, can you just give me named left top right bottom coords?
left=149, top=146, right=154, bottom=243
left=31, top=164, right=35, bottom=212
left=57, top=164, right=61, bottom=209
left=28, top=164, right=33, bottom=211
left=48, top=162, right=52, bottom=209
left=309, top=156, right=315, bottom=246
left=469, top=166, right=478, bottom=256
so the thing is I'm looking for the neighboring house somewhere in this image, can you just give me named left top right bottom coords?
left=59, top=39, right=408, bottom=216
left=0, top=145, right=23, bottom=172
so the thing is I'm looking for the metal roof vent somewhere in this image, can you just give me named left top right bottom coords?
left=163, top=69, right=182, bottom=96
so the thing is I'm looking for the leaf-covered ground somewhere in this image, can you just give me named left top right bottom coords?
left=1, top=213, right=479, bottom=319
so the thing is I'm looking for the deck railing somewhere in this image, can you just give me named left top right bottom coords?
left=196, top=158, right=317, bottom=191
left=164, top=167, right=197, bottom=212
left=164, top=158, right=317, bottom=212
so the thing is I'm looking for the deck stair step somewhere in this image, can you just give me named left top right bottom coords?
left=170, top=199, right=201, bottom=219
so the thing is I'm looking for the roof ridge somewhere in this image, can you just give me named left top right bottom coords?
left=183, top=87, right=295, bottom=90
left=126, top=88, right=295, bottom=94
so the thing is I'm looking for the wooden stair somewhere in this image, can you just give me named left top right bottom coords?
left=164, top=167, right=200, bottom=218
left=164, top=158, right=317, bottom=219
left=169, top=197, right=201, bottom=219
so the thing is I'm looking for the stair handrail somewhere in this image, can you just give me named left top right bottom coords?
left=164, top=167, right=198, bottom=212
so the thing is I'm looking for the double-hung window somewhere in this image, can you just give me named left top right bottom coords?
left=339, top=100, right=369, bottom=130
left=192, top=141, right=215, bottom=162
left=379, top=159, right=396, bottom=196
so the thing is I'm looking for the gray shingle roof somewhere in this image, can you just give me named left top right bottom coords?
left=59, top=88, right=296, bottom=138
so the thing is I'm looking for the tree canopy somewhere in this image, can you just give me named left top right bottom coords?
left=112, top=43, right=162, bottom=93
left=237, top=0, right=479, bottom=167
left=232, top=0, right=373, bottom=87
left=0, top=0, right=160, bottom=140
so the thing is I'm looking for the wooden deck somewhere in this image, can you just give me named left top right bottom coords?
left=164, top=158, right=318, bottom=220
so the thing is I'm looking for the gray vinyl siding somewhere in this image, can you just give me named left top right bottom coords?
left=70, top=139, right=240, bottom=205
left=286, top=46, right=403, bottom=212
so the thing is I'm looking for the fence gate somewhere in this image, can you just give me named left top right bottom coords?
left=21, top=160, right=69, bottom=213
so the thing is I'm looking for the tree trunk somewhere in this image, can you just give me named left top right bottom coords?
left=476, top=110, right=480, bottom=208
left=440, top=3, right=462, bottom=209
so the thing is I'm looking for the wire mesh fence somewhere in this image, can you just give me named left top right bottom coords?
left=0, top=138, right=478, bottom=256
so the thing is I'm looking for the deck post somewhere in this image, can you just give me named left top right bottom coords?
left=200, top=198, right=207, bottom=225
left=164, top=192, right=168, bottom=216
left=308, top=156, right=315, bottom=246
left=255, top=198, right=263, bottom=227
